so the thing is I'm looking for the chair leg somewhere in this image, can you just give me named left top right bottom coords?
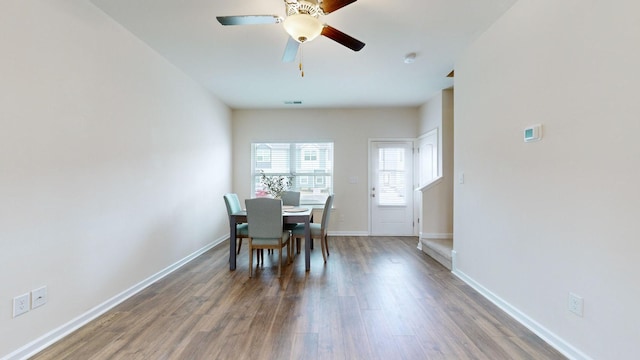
left=325, top=235, right=330, bottom=256
left=320, top=237, right=327, bottom=263
left=278, top=247, right=282, bottom=277
left=285, top=243, right=289, bottom=264
left=287, top=231, right=292, bottom=263
left=236, top=238, right=242, bottom=254
left=249, top=246, right=253, bottom=278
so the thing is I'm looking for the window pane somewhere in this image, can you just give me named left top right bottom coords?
left=378, top=147, right=406, bottom=206
left=255, top=148, right=271, bottom=163
left=252, top=142, right=333, bottom=204
left=254, top=143, right=290, bottom=174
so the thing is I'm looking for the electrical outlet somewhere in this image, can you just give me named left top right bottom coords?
left=568, top=292, right=584, bottom=317
left=13, top=293, right=30, bottom=317
left=31, top=286, right=47, bottom=309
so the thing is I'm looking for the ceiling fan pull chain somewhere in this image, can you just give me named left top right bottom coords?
left=299, top=44, right=304, bottom=77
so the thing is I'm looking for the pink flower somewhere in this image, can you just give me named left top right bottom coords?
left=255, top=189, right=268, bottom=197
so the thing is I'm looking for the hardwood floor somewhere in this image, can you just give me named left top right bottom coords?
left=32, top=236, right=566, bottom=360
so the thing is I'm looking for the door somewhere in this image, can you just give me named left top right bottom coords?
left=370, top=141, right=414, bottom=235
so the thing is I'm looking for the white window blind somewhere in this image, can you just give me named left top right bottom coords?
left=252, top=142, right=333, bottom=204
left=377, top=147, right=407, bottom=206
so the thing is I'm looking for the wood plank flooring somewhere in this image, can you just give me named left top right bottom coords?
left=31, top=236, right=566, bottom=360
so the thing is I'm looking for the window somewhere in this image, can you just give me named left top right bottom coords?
left=378, top=147, right=407, bottom=206
left=252, top=142, right=333, bottom=204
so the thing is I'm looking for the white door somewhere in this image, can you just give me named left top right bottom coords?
left=370, top=141, right=414, bottom=235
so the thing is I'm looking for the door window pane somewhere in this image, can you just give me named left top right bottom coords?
left=378, top=147, right=407, bottom=206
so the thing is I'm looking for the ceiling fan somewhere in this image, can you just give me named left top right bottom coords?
left=216, top=0, right=365, bottom=63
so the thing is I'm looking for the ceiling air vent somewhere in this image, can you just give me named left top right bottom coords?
left=284, top=100, right=303, bottom=105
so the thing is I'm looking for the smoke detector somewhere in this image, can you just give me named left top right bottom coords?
left=403, top=52, right=417, bottom=64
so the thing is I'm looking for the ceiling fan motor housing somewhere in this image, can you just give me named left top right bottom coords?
left=283, top=0, right=325, bottom=43
left=286, top=0, right=323, bottom=17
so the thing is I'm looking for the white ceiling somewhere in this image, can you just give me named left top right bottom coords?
left=89, top=0, right=517, bottom=109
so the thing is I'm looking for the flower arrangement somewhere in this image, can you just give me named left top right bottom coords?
left=259, top=170, right=294, bottom=199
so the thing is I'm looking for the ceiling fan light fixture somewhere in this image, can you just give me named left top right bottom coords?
left=283, top=14, right=323, bottom=43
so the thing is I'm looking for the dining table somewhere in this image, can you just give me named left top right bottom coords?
left=228, top=206, right=313, bottom=271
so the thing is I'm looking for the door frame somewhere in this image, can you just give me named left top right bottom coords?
left=368, top=138, right=417, bottom=236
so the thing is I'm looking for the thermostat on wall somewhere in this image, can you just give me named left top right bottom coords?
left=524, top=124, right=542, bottom=142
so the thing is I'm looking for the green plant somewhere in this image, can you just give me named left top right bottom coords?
left=259, top=170, right=293, bottom=198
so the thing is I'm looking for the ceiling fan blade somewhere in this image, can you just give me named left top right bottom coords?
left=282, top=37, right=300, bottom=63
left=216, top=15, right=282, bottom=26
left=321, top=25, right=365, bottom=51
left=319, top=0, right=358, bottom=14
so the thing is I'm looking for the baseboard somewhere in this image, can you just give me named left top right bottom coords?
left=452, top=269, right=591, bottom=360
left=328, top=231, right=421, bottom=237
left=4, top=236, right=226, bottom=360
left=420, top=232, right=453, bottom=240
left=327, top=231, right=370, bottom=236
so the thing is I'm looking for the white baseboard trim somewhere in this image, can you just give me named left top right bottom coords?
left=327, top=231, right=369, bottom=236
left=420, top=233, right=453, bottom=240
left=451, top=250, right=457, bottom=272
left=452, top=269, right=591, bottom=360
left=328, top=232, right=423, bottom=237
left=4, top=236, right=226, bottom=360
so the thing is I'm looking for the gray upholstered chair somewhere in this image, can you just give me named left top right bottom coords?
left=245, top=198, right=292, bottom=278
left=223, top=193, right=249, bottom=254
left=281, top=191, right=301, bottom=231
left=281, top=191, right=301, bottom=206
left=292, top=194, right=334, bottom=263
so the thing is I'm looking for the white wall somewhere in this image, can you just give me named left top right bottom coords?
left=232, top=108, right=419, bottom=234
left=0, top=1, right=231, bottom=357
left=454, top=0, right=640, bottom=358
left=419, top=92, right=443, bottom=140
left=418, top=90, right=454, bottom=238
